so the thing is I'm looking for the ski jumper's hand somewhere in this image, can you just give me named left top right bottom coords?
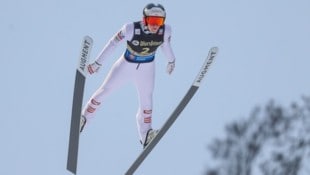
left=166, top=60, right=175, bottom=75
left=87, top=61, right=102, bottom=74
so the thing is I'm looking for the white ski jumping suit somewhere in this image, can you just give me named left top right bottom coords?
left=82, top=21, right=176, bottom=143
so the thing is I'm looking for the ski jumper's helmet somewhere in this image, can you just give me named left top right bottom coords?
left=143, top=3, right=166, bottom=17
left=143, top=3, right=166, bottom=25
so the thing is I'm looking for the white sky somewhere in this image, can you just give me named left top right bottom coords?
left=1, top=0, right=310, bottom=175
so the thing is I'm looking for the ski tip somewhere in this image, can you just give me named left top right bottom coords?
left=192, top=46, right=218, bottom=87
left=77, top=36, right=93, bottom=76
left=210, top=46, right=219, bottom=53
left=84, top=35, right=93, bottom=43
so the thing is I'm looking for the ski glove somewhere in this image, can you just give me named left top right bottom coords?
left=87, top=61, right=102, bottom=74
left=166, top=60, right=175, bottom=75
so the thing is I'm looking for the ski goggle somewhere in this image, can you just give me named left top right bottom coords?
left=145, top=16, right=165, bottom=26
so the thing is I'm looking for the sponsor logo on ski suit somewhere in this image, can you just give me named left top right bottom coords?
left=124, top=22, right=164, bottom=63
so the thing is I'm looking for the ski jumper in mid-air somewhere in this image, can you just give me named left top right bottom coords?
left=80, top=3, right=176, bottom=148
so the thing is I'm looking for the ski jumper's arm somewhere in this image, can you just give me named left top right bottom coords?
left=160, top=24, right=176, bottom=63
left=94, top=23, right=134, bottom=64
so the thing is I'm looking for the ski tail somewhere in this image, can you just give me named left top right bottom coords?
left=124, top=47, right=219, bottom=175
left=67, top=36, right=93, bottom=174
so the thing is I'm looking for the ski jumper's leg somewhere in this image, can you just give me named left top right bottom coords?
left=82, top=58, right=130, bottom=119
left=134, top=62, right=155, bottom=142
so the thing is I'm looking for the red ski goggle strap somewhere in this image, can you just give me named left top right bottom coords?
left=145, top=16, right=165, bottom=26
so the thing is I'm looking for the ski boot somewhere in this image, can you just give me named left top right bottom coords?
left=80, top=115, right=87, bottom=133
left=143, top=129, right=159, bottom=148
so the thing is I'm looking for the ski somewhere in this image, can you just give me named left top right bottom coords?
left=125, top=47, right=219, bottom=175
left=67, top=36, right=93, bottom=174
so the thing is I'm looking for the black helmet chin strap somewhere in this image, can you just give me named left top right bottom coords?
left=140, top=21, right=151, bottom=34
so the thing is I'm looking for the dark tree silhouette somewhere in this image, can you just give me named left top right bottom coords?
left=205, top=96, right=310, bottom=175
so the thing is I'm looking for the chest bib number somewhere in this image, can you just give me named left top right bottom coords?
left=141, top=48, right=150, bottom=55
